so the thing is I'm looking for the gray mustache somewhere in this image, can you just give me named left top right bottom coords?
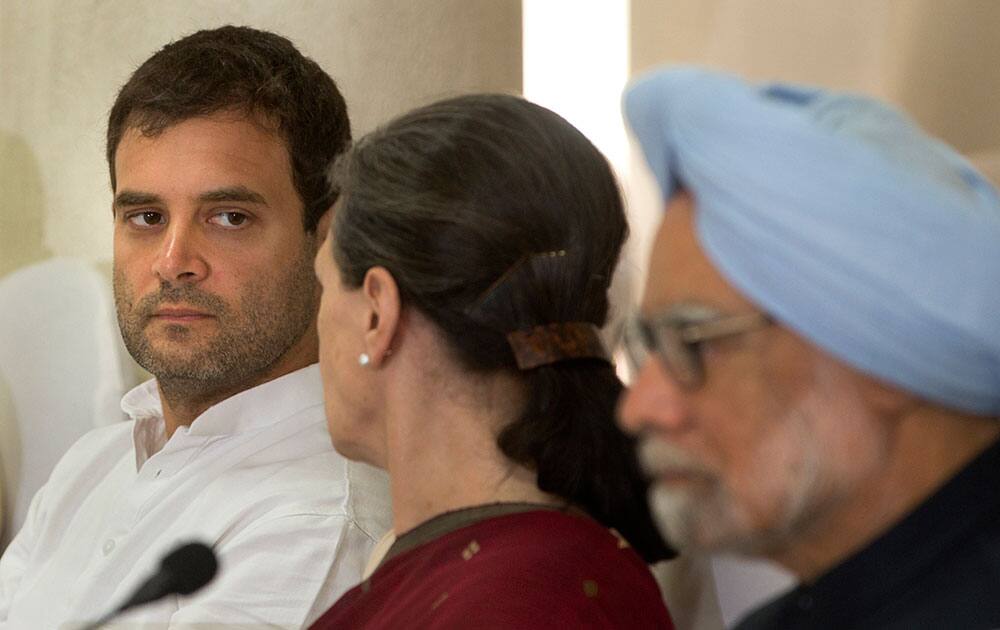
left=638, top=438, right=714, bottom=478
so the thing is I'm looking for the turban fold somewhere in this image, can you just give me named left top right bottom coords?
left=624, top=67, right=1000, bottom=415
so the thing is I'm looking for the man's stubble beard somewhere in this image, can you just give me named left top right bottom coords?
left=113, top=246, right=318, bottom=403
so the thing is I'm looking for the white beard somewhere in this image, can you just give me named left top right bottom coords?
left=638, top=385, right=837, bottom=555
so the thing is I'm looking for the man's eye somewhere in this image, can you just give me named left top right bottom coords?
left=210, top=212, right=250, bottom=228
left=127, top=211, right=164, bottom=227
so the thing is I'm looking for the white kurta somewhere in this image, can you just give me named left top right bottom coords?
left=0, top=365, right=391, bottom=629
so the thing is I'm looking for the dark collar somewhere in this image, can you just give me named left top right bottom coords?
left=380, top=502, right=571, bottom=570
left=745, top=436, right=1000, bottom=627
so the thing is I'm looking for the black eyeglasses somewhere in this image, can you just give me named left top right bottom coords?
left=623, top=304, right=772, bottom=389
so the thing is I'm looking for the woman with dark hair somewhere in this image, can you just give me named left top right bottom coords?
left=310, top=94, right=675, bottom=628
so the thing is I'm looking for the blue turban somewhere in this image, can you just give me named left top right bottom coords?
left=624, top=67, right=1000, bottom=416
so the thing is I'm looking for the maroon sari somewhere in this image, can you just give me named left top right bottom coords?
left=310, top=506, right=674, bottom=629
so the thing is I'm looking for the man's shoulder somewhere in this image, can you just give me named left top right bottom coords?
left=732, top=593, right=792, bottom=630
left=226, top=444, right=389, bottom=513
left=733, top=512, right=1000, bottom=630
left=222, top=408, right=386, bottom=497
left=71, top=419, right=134, bottom=447
left=49, top=420, right=134, bottom=477
left=185, top=422, right=391, bottom=539
left=16, top=421, right=135, bottom=534
left=880, top=516, right=1000, bottom=628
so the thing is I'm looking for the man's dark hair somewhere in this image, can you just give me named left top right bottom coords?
left=107, top=25, right=350, bottom=232
left=330, top=94, right=674, bottom=563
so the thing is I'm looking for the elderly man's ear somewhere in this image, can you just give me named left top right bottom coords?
left=315, top=208, right=333, bottom=245
left=858, top=375, right=918, bottom=423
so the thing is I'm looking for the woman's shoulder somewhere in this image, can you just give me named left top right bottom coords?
left=422, top=509, right=674, bottom=628
left=471, top=509, right=646, bottom=564
left=313, top=508, right=674, bottom=630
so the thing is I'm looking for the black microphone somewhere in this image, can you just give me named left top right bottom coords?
left=82, top=541, right=218, bottom=630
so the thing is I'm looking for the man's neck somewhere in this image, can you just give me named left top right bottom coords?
left=772, top=407, right=1000, bottom=581
left=157, top=338, right=318, bottom=438
left=158, top=378, right=251, bottom=437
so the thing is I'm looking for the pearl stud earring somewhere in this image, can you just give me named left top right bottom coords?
left=358, top=353, right=371, bottom=367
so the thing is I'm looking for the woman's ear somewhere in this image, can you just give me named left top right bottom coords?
left=361, top=266, right=401, bottom=367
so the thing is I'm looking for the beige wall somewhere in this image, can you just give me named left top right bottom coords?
left=0, top=132, right=48, bottom=278
left=630, top=0, right=1000, bottom=154
left=0, top=0, right=521, bottom=274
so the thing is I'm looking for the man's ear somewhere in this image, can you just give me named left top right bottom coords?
left=860, top=376, right=918, bottom=424
left=361, top=266, right=401, bottom=367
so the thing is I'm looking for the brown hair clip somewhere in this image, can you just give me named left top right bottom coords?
left=507, top=322, right=610, bottom=370
left=466, top=250, right=568, bottom=317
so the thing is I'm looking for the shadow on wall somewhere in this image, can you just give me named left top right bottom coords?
left=0, top=375, right=16, bottom=545
left=0, top=130, right=49, bottom=543
left=0, top=131, right=50, bottom=278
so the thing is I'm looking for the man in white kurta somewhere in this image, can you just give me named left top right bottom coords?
left=0, top=365, right=389, bottom=627
left=0, top=25, right=391, bottom=628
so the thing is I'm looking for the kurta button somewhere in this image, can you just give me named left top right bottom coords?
left=102, top=539, right=116, bottom=556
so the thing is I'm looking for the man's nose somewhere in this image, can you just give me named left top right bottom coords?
left=151, top=222, right=209, bottom=284
left=618, top=357, right=692, bottom=435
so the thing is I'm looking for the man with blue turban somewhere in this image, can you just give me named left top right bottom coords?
left=618, top=67, right=1000, bottom=629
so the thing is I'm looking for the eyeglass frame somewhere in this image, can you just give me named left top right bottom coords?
left=624, top=305, right=772, bottom=390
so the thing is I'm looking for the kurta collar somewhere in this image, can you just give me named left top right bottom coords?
left=120, top=364, right=323, bottom=468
